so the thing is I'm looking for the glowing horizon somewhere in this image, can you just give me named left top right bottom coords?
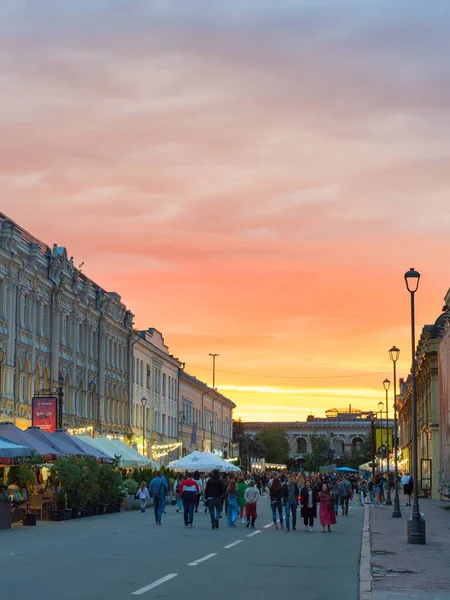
left=1, top=2, right=449, bottom=423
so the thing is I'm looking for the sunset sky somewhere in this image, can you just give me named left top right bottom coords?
left=1, top=1, right=450, bottom=421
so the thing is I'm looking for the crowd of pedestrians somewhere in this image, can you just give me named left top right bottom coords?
left=137, top=468, right=412, bottom=531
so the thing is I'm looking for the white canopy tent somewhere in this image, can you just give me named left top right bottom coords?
left=169, top=450, right=240, bottom=473
left=108, top=438, right=157, bottom=468
left=77, top=436, right=139, bottom=468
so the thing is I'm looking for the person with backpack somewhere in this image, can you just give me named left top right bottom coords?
left=149, top=471, right=168, bottom=525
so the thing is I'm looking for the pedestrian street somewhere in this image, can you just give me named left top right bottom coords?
left=1, top=497, right=364, bottom=600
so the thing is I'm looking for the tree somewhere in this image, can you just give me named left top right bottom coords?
left=256, top=427, right=290, bottom=464
left=303, top=433, right=330, bottom=471
left=342, top=435, right=371, bottom=470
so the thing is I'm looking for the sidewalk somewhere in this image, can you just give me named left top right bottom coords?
left=370, top=499, right=450, bottom=600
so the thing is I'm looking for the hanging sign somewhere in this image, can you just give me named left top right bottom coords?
left=32, top=396, right=57, bottom=433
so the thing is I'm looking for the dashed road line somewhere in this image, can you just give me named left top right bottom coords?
left=263, top=523, right=274, bottom=528
left=188, top=553, right=217, bottom=566
left=223, top=540, right=244, bottom=549
left=132, top=574, right=178, bottom=595
left=246, top=530, right=262, bottom=538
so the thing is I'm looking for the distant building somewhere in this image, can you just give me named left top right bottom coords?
left=438, top=289, right=450, bottom=500
left=243, top=408, right=382, bottom=467
left=179, top=371, right=235, bottom=458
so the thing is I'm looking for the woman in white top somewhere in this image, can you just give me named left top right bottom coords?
left=137, top=481, right=150, bottom=513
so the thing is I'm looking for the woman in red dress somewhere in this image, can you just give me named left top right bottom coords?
left=319, top=483, right=337, bottom=533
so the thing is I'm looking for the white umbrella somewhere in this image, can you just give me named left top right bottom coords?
left=169, top=450, right=223, bottom=472
left=201, top=451, right=241, bottom=472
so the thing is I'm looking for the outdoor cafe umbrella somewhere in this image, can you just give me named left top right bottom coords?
left=169, top=450, right=229, bottom=472
left=335, top=467, right=359, bottom=473
left=200, top=451, right=241, bottom=472
left=108, top=438, right=157, bottom=468
left=0, top=422, right=62, bottom=461
left=26, top=426, right=81, bottom=456
left=51, top=430, right=114, bottom=464
left=77, top=435, right=138, bottom=467
left=0, top=436, right=31, bottom=459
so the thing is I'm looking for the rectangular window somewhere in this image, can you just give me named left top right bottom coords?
left=162, top=373, right=166, bottom=397
left=146, top=365, right=150, bottom=389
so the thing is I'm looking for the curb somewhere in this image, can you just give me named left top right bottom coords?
left=359, top=505, right=372, bottom=600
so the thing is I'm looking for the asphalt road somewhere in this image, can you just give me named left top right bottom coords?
left=1, top=498, right=364, bottom=600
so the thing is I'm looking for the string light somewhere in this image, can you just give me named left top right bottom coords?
left=68, top=425, right=94, bottom=436
left=151, top=441, right=182, bottom=460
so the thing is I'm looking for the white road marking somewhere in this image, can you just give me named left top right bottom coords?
left=132, top=574, right=178, bottom=595
left=246, top=530, right=262, bottom=538
left=263, top=523, right=274, bottom=528
left=188, top=553, right=217, bottom=566
left=223, top=540, right=243, bottom=549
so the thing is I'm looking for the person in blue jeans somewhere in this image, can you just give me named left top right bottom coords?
left=204, top=470, right=225, bottom=529
left=178, top=473, right=200, bottom=528
left=149, top=471, right=168, bottom=524
left=282, top=475, right=299, bottom=532
left=226, top=478, right=239, bottom=527
left=269, top=474, right=283, bottom=528
left=329, top=476, right=341, bottom=515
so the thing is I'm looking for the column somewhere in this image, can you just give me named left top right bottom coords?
left=50, top=292, right=60, bottom=385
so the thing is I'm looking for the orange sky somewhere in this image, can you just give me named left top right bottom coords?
left=1, top=2, right=450, bottom=421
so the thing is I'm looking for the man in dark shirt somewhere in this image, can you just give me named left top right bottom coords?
left=205, top=470, right=225, bottom=529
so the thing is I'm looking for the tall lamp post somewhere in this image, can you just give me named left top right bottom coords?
left=405, top=267, right=425, bottom=544
left=389, top=345, right=402, bottom=518
left=141, top=396, right=147, bottom=456
left=0, top=346, right=5, bottom=405
left=383, top=379, right=392, bottom=505
left=209, top=353, right=219, bottom=390
left=57, top=372, right=64, bottom=429
left=378, top=401, right=384, bottom=475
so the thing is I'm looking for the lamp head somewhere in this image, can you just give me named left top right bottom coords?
left=389, top=346, right=400, bottom=362
left=141, top=396, right=147, bottom=406
left=58, top=372, right=64, bottom=387
left=378, top=401, right=384, bottom=412
left=383, top=378, right=390, bottom=391
left=404, top=268, right=420, bottom=293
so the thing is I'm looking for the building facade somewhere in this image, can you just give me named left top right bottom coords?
left=398, top=310, right=449, bottom=500
left=243, top=408, right=375, bottom=465
left=132, top=328, right=181, bottom=463
left=0, top=214, right=134, bottom=434
left=179, top=371, right=235, bottom=457
left=438, top=289, right=450, bottom=499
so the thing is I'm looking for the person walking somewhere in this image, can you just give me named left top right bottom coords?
left=282, top=474, right=299, bottom=532
left=174, top=473, right=183, bottom=513
left=329, top=475, right=340, bottom=516
left=244, top=480, right=259, bottom=529
left=193, top=471, right=203, bottom=514
left=149, top=471, right=168, bottom=524
left=300, top=479, right=318, bottom=532
left=205, top=469, right=225, bottom=529
left=319, top=483, right=336, bottom=533
left=226, top=479, right=239, bottom=527
left=237, top=477, right=248, bottom=525
left=339, top=475, right=353, bottom=516
left=137, top=481, right=150, bottom=513
left=401, top=473, right=413, bottom=506
left=269, top=474, right=284, bottom=529
left=179, top=473, right=200, bottom=528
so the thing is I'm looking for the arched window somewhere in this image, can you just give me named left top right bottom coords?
left=333, top=438, right=344, bottom=455
left=296, top=437, right=307, bottom=454
left=352, top=437, right=363, bottom=451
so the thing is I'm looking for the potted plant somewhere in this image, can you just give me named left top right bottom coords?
left=122, top=479, right=139, bottom=511
left=0, top=485, right=11, bottom=530
left=50, top=491, right=66, bottom=521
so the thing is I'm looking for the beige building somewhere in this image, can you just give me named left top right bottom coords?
left=438, top=289, right=450, bottom=499
left=179, top=371, right=235, bottom=458
left=132, top=329, right=181, bottom=463
left=0, top=213, right=133, bottom=434
left=398, top=309, right=449, bottom=500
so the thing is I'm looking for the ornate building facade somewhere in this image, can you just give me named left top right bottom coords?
left=132, top=328, right=181, bottom=462
left=179, top=371, right=235, bottom=457
left=438, top=289, right=450, bottom=499
left=398, top=309, right=449, bottom=500
left=0, top=214, right=134, bottom=434
left=243, top=408, right=376, bottom=466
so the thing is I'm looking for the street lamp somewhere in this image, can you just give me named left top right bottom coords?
left=389, top=345, right=402, bottom=518
left=141, top=396, right=147, bottom=456
left=377, top=400, right=384, bottom=475
left=209, top=353, right=219, bottom=390
left=57, top=372, right=64, bottom=429
left=383, top=378, right=392, bottom=505
left=404, top=267, right=425, bottom=544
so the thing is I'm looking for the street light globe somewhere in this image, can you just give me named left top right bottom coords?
left=141, top=396, right=147, bottom=406
left=383, top=378, right=391, bottom=391
left=58, top=372, right=64, bottom=387
left=389, top=346, right=400, bottom=362
left=404, top=268, right=420, bottom=293
left=378, top=401, right=384, bottom=412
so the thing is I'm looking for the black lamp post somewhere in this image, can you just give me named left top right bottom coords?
left=0, top=346, right=5, bottom=403
left=389, top=346, right=402, bottom=518
left=383, top=378, right=392, bottom=505
left=57, top=372, right=64, bottom=429
left=141, top=396, right=147, bottom=456
left=378, top=400, right=384, bottom=475
left=404, top=267, right=425, bottom=544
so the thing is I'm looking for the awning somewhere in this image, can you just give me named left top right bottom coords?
left=26, top=426, right=79, bottom=456
left=0, top=422, right=61, bottom=461
left=0, top=436, right=31, bottom=459
left=108, top=438, right=157, bottom=468
left=76, top=435, right=137, bottom=467
left=50, top=430, right=114, bottom=463
left=169, top=450, right=229, bottom=472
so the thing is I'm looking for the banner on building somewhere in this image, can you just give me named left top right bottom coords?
left=375, top=427, right=393, bottom=452
left=191, top=422, right=197, bottom=445
left=32, top=396, right=57, bottom=433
